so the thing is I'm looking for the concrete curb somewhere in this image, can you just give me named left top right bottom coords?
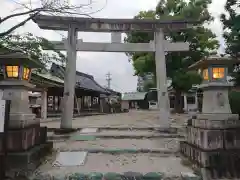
left=55, top=148, right=178, bottom=154
left=31, top=171, right=200, bottom=180
left=47, top=127, right=179, bottom=133
left=48, top=134, right=185, bottom=141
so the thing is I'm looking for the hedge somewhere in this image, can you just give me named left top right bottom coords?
left=229, top=91, right=240, bottom=116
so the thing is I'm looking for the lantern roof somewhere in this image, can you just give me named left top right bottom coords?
left=0, top=51, right=43, bottom=68
left=188, top=55, right=240, bottom=70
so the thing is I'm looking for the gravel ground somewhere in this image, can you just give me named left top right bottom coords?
left=41, top=110, right=189, bottom=129
left=37, top=153, right=192, bottom=176
left=54, top=138, right=181, bottom=151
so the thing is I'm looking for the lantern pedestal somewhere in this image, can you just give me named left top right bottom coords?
left=0, top=80, right=38, bottom=128
left=199, top=82, right=233, bottom=115
left=197, top=82, right=238, bottom=121
left=181, top=82, right=240, bottom=180
left=0, top=81, right=52, bottom=178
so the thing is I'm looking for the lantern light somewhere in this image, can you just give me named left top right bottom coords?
left=212, top=67, right=225, bottom=79
left=4, top=65, right=31, bottom=81
left=202, top=69, right=209, bottom=80
left=0, top=52, right=43, bottom=82
left=23, top=67, right=30, bottom=80
left=6, top=66, right=19, bottom=78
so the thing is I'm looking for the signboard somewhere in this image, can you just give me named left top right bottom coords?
left=0, top=90, right=5, bottom=132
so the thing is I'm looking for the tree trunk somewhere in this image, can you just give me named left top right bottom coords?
left=174, top=90, right=184, bottom=113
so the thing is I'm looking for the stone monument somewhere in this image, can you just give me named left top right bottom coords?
left=180, top=55, right=240, bottom=180
left=0, top=52, right=52, bottom=178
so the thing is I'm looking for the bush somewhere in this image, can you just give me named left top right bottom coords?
left=229, top=91, right=240, bottom=116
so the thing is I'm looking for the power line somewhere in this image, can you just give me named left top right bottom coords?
left=106, top=72, right=112, bottom=89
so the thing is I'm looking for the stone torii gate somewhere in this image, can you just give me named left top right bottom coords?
left=33, top=15, right=195, bottom=130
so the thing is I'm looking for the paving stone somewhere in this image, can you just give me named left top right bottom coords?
left=143, top=172, right=164, bottom=180
left=80, top=128, right=99, bottom=133
left=181, top=172, right=200, bottom=180
left=123, top=171, right=143, bottom=180
left=53, top=151, right=87, bottom=167
left=103, top=172, right=122, bottom=180
left=88, top=172, right=103, bottom=180
left=69, top=173, right=87, bottom=180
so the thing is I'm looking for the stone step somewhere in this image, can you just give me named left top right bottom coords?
left=47, top=126, right=178, bottom=132
left=34, top=152, right=197, bottom=179
left=54, top=138, right=180, bottom=152
left=47, top=129, right=184, bottom=141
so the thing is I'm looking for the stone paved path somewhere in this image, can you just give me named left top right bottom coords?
left=35, top=110, right=195, bottom=179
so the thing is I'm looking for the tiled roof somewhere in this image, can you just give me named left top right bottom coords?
left=32, top=70, right=64, bottom=84
left=50, top=63, right=109, bottom=94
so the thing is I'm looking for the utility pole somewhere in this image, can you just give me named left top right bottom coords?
left=106, top=72, right=112, bottom=89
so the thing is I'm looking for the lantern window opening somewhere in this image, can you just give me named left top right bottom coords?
left=203, top=68, right=209, bottom=80
left=6, top=65, right=19, bottom=78
left=23, top=67, right=30, bottom=80
left=212, top=67, right=225, bottom=79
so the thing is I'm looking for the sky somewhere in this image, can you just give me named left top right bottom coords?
left=0, top=0, right=227, bottom=93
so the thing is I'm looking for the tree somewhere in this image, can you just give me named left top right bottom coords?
left=125, top=0, right=219, bottom=113
left=143, top=80, right=155, bottom=92
left=221, top=0, right=240, bottom=85
left=0, top=0, right=107, bottom=37
left=0, top=33, right=66, bottom=67
left=221, top=0, right=240, bottom=58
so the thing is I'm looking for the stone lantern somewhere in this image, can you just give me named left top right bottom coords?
left=188, top=55, right=240, bottom=119
left=180, top=55, right=240, bottom=180
left=0, top=51, right=52, bottom=175
left=0, top=52, right=42, bottom=128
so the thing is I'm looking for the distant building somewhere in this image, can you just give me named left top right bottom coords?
left=122, top=92, right=149, bottom=109
left=137, top=73, right=154, bottom=91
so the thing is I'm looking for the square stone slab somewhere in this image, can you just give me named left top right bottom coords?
left=80, top=128, right=99, bottom=133
left=53, top=151, right=87, bottom=167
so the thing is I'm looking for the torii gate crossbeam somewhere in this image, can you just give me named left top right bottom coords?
left=46, top=40, right=189, bottom=52
left=33, top=14, right=196, bottom=130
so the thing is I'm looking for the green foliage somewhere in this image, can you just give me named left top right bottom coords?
left=125, top=0, right=219, bottom=113
left=125, top=0, right=219, bottom=90
left=172, top=71, right=202, bottom=92
left=143, top=80, right=155, bottom=92
left=221, top=0, right=240, bottom=58
left=0, top=33, right=66, bottom=67
left=229, top=91, right=240, bottom=115
left=221, top=0, right=240, bottom=86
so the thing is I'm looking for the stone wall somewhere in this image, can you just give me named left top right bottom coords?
left=180, top=118, right=240, bottom=179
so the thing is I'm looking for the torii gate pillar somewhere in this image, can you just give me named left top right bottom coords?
left=61, top=25, right=78, bottom=129
left=155, top=30, right=170, bottom=128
